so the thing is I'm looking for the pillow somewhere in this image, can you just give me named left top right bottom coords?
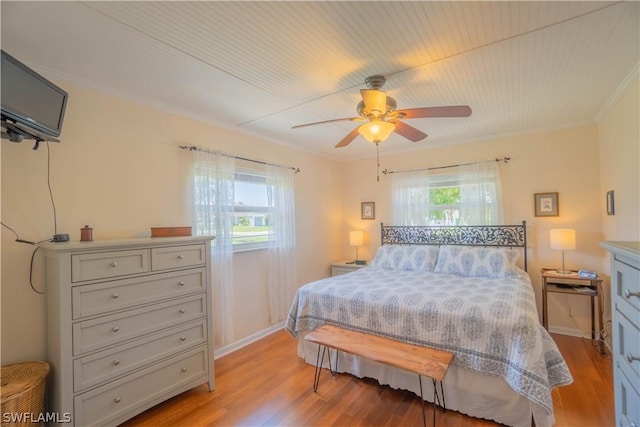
left=434, top=245, right=520, bottom=278
left=370, top=245, right=439, bottom=272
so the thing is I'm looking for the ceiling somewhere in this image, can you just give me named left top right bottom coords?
left=1, top=1, right=638, bottom=161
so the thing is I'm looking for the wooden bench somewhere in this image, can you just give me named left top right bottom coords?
left=304, top=324, right=454, bottom=427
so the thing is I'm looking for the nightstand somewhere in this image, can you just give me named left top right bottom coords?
left=331, top=261, right=367, bottom=276
left=541, top=268, right=605, bottom=355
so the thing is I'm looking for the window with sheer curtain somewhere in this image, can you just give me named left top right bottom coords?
left=391, top=160, right=504, bottom=226
left=192, top=150, right=296, bottom=343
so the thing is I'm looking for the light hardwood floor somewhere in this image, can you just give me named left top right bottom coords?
left=121, top=330, right=613, bottom=427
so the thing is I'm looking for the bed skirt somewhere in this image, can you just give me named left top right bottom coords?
left=297, top=334, right=554, bottom=427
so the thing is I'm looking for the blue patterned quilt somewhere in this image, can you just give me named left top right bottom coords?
left=285, top=266, right=573, bottom=414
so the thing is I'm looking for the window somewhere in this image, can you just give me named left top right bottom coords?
left=232, top=170, right=271, bottom=248
left=392, top=161, right=503, bottom=226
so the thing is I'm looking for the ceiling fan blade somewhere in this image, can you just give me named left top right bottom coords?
left=394, top=105, right=472, bottom=119
left=360, top=89, right=387, bottom=114
left=292, top=117, right=361, bottom=129
left=390, top=120, right=428, bottom=142
left=335, top=126, right=361, bottom=148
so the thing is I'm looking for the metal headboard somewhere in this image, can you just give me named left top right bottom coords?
left=380, top=220, right=528, bottom=271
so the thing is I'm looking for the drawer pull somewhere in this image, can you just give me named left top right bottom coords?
left=178, top=281, right=185, bottom=286
left=623, top=288, right=640, bottom=299
left=179, top=309, right=186, bottom=314
left=112, top=326, right=120, bottom=332
left=180, top=336, right=187, bottom=341
left=110, top=261, right=119, bottom=267
left=114, top=397, right=121, bottom=404
left=178, top=255, right=185, bottom=260
left=111, top=293, right=119, bottom=299
left=626, top=353, right=640, bottom=364
left=181, top=367, right=188, bottom=373
left=113, top=359, right=120, bottom=366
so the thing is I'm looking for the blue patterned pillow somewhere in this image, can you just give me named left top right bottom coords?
left=370, top=245, right=439, bottom=272
left=434, top=245, right=520, bottom=278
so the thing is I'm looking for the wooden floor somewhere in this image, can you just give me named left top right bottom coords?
left=121, top=330, right=613, bottom=427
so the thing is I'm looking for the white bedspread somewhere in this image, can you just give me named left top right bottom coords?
left=285, top=267, right=573, bottom=416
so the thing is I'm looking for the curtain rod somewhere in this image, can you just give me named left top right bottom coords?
left=381, top=157, right=510, bottom=175
left=179, top=145, right=300, bottom=173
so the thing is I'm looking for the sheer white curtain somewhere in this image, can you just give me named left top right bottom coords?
left=459, top=160, right=504, bottom=225
left=391, top=160, right=503, bottom=226
left=193, top=149, right=235, bottom=346
left=391, top=169, right=430, bottom=225
left=266, top=164, right=297, bottom=324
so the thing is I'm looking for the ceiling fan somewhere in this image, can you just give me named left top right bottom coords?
left=292, top=75, right=472, bottom=148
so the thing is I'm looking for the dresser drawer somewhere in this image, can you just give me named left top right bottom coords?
left=151, top=244, right=206, bottom=271
left=72, top=268, right=206, bottom=319
left=73, top=294, right=206, bottom=356
left=616, top=365, right=640, bottom=427
left=614, top=258, right=640, bottom=322
left=74, top=319, right=207, bottom=392
left=72, top=250, right=150, bottom=282
left=74, top=345, right=208, bottom=427
left=615, top=310, right=640, bottom=384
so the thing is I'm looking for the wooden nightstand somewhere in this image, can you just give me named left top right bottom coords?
left=541, top=268, right=605, bottom=355
left=331, top=261, right=367, bottom=276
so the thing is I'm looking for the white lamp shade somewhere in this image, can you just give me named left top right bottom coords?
left=358, top=120, right=395, bottom=143
left=349, top=230, right=364, bottom=247
left=550, top=229, right=576, bottom=250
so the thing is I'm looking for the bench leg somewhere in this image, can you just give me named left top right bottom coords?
left=312, top=345, right=339, bottom=392
left=419, top=376, right=446, bottom=427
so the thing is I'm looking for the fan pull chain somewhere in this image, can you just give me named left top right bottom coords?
left=376, top=142, right=380, bottom=182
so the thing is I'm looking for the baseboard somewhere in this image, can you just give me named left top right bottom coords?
left=214, top=321, right=285, bottom=359
left=548, top=325, right=589, bottom=338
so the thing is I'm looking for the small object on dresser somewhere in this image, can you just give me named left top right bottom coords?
left=578, top=269, right=597, bottom=279
left=80, top=225, right=93, bottom=242
left=150, top=226, right=192, bottom=237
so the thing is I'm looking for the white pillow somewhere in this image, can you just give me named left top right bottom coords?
left=434, top=245, right=520, bottom=278
left=370, top=245, right=439, bottom=272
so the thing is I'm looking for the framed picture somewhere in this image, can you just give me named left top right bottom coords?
left=361, top=202, right=375, bottom=220
left=607, top=190, right=615, bottom=215
left=534, top=192, right=559, bottom=217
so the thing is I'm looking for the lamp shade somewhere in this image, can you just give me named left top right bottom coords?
left=550, top=229, right=575, bottom=250
left=358, top=120, right=395, bottom=143
left=349, top=230, right=364, bottom=247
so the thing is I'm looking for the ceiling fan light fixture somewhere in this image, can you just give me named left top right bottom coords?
left=358, top=120, right=395, bottom=143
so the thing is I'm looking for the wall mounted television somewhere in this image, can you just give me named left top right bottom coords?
left=1, top=49, right=68, bottom=143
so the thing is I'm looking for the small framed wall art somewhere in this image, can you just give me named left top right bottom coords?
left=534, top=192, right=559, bottom=217
left=361, top=202, right=375, bottom=220
left=606, top=190, right=615, bottom=215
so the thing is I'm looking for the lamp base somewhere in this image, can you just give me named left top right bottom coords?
left=554, top=269, right=573, bottom=275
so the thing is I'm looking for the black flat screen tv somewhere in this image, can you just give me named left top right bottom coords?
left=1, top=50, right=68, bottom=142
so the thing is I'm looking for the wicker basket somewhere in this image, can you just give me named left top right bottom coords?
left=1, top=362, right=49, bottom=426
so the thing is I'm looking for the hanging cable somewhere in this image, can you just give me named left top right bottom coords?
left=376, top=142, right=381, bottom=182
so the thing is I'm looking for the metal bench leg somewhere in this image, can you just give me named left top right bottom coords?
left=313, top=346, right=339, bottom=392
left=313, top=345, right=328, bottom=392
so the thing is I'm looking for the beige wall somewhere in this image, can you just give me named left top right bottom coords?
left=2, top=74, right=637, bottom=364
left=1, top=83, right=343, bottom=363
left=339, top=124, right=605, bottom=337
left=598, top=77, right=640, bottom=244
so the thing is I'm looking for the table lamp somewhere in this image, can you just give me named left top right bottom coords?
left=350, top=231, right=366, bottom=265
left=550, top=229, right=575, bottom=274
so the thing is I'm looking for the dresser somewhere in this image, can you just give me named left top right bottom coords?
left=41, top=236, right=215, bottom=426
left=600, top=241, right=640, bottom=427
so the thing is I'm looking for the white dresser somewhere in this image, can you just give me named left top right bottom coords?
left=600, top=241, right=640, bottom=427
left=41, top=236, right=215, bottom=426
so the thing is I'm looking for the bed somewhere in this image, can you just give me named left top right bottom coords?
left=285, top=222, right=573, bottom=427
